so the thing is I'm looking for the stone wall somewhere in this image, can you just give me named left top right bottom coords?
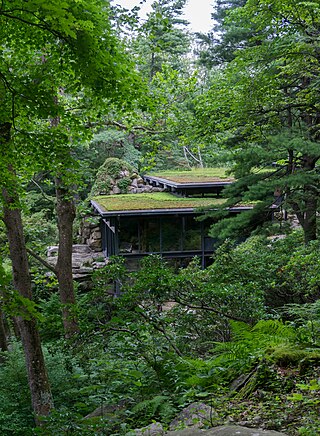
left=47, top=244, right=106, bottom=281
left=78, top=217, right=102, bottom=252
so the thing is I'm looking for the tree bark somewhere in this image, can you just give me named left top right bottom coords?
left=2, top=188, right=53, bottom=421
left=302, top=194, right=317, bottom=244
left=0, top=311, right=8, bottom=362
left=55, top=177, right=79, bottom=337
left=1, top=121, right=53, bottom=421
left=301, top=155, right=318, bottom=244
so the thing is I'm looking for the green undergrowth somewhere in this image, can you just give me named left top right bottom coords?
left=3, top=233, right=320, bottom=435
left=204, top=365, right=320, bottom=436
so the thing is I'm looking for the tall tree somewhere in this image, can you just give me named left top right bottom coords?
left=0, top=0, right=140, bottom=421
left=194, top=0, right=320, bottom=243
left=195, top=0, right=248, bottom=67
left=133, top=0, right=190, bottom=79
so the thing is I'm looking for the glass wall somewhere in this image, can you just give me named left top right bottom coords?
left=118, top=214, right=207, bottom=254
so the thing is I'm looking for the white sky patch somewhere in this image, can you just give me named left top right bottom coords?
left=114, top=0, right=215, bottom=33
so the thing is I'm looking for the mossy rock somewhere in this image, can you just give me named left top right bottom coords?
left=269, top=346, right=320, bottom=368
left=91, top=176, right=113, bottom=196
left=117, top=176, right=132, bottom=193
left=100, top=157, right=133, bottom=179
left=91, top=158, right=135, bottom=196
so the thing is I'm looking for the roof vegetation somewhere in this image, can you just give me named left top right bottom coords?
left=93, top=192, right=226, bottom=212
left=146, top=167, right=234, bottom=183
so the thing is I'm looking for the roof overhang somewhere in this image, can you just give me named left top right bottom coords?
left=91, top=200, right=253, bottom=218
left=143, top=175, right=232, bottom=189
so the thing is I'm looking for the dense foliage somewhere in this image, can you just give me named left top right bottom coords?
left=1, top=0, right=320, bottom=435
left=1, top=233, right=320, bottom=434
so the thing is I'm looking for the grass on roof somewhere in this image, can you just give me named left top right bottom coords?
left=93, top=192, right=226, bottom=212
left=147, top=167, right=234, bottom=183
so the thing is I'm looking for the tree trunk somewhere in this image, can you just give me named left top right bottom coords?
left=0, top=311, right=8, bottom=362
left=55, top=177, right=79, bottom=338
left=2, top=189, right=53, bottom=421
left=303, top=194, right=317, bottom=244
left=302, top=155, right=318, bottom=244
left=1, top=121, right=53, bottom=421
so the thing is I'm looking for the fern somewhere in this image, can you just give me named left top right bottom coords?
left=209, top=320, right=302, bottom=379
left=131, top=395, right=176, bottom=424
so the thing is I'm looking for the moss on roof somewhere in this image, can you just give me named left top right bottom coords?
left=93, top=192, right=226, bottom=212
left=147, top=167, right=234, bottom=183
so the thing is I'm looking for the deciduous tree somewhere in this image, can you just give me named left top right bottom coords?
left=0, top=0, right=140, bottom=421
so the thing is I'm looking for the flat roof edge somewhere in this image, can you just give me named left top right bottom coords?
left=143, top=175, right=233, bottom=188
left=91, top=199, right=253, bottom=217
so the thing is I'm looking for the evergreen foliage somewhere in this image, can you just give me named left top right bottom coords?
left=2, top=0, right=320, bottom=434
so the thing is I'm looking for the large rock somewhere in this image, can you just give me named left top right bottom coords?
left=165, top=426, right=288, bottom=436
left=169, top=402, right=215, bottom=431
left=128, top=422, right=164, bottom=435
left=46, top=244, right=105, bottom=279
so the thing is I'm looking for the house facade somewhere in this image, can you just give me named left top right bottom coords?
left=90, top=170, right=253, bottom=268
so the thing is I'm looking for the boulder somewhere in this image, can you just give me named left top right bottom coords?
left=72, top=244, right=94, bottom=254
left=128, top=422, right=164, bottom=435
left=169, top=402, right=215, bottom=431
left=165, top=426, right=288, bottom=436
left=46, top=244, right=105, bottom=279
left=113, top=185, right=121, bottom=194
left=143, top=185, right=153, bottom=192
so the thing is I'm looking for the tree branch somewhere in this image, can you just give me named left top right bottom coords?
left=26, top=247, right=57, bottom=275
left=139, top=311, right=183, bottom=357
left=86, top=119, right=167, bottom=134
left=31, top=178, right=55, bottom=202
left=174, top=297, right=247, bottom=323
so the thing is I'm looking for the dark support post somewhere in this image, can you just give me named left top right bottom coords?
left=160, top=217, right=163, bottom=254
left=181, top=216, right=185, bottom=251
left=101, top=220, right=107, bottom=257
left=201, top=221, right=205, bottom=269
left=114, top=218, right=119, bottom=255
left=138, top=218, right=141, bottom=253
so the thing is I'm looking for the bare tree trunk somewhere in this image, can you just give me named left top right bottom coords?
left=55, top=177, right=79, bottom=338
left=2, top=190, right=53, bottom=422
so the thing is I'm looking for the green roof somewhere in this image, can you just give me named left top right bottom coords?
left=146, top=167, right=234, bottom=183
left=93, top=192, right=226, bottom=212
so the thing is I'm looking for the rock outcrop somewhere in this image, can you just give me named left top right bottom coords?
left=169, top=402, right=215, bottom=430
left=165, top=427, right=288, bottom=436
left=90, top=157, right=163, bottom=196
left=127, top=402, right=289, bottom=436
left=47, top=244, right=105, bottom=280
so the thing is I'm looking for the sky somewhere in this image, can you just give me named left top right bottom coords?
left=114, top=0, right=215, bottom=33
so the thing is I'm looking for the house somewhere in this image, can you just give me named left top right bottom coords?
left=90, top=169, right=254, bottom=268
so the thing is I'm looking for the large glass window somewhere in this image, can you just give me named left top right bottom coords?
left=161, top=216, right=183, bottom=252
left=118, top=214, right=208, bottom=255
left=118, top=217, right=139, bottom=253
left=140, top=218, right=160, bottom=252
left=183, top=216, right=201, bottom=250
